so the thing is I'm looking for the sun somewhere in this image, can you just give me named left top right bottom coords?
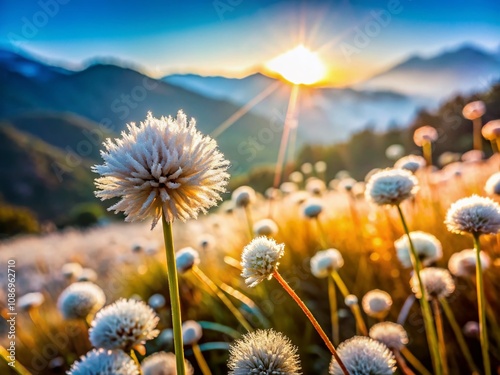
left=265, top=45, right=327, bottom=85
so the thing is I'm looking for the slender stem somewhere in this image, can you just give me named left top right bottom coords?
left=161, top=214, right=186, bottom=375
left=272, top=270, right=349, bottom=375
left=473, top=233, right=491, bottom=375
left=400, top=347, right=432, bottom=375
left=192, top=267, right=253, bottom=332
left=130, top=350, right=143, bottom=375
left=432, top=298, right=449, bottom=375
left=473, top=118, right=483, bottom=152
left=243, top=205, right=254, bottom=240
left=332, top=271, right=367, bottom=336
left=328, top=275, right=340, bottom=344
left=193, top=343, right=212, bottom=375
left=490, top=139, right=498, bottom=153
left=315, top=217, right=328, bottom=248
left=394, top=349, right=416, bottom=375
left=439, top=297, right=479, bottom=374
left=0, top=345, right=31, bottom=375
left=423, top=142, right=433, bottom=166
left=396, top=205, right=442, bottom=375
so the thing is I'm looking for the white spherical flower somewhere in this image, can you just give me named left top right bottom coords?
left=228, top=329, right=302, bottom=375
left=77, top=268, right=98, bottom=282
left=232, top=186, right=256, bottom=208
left=280, top=182, right=298, bottom=194
left=482, top=120, right=500, bottom=140
left=176, top=247, right=200, bottom=274
left=253, top=218, right=279, bottom=236
left=394, top=231, right=443, bottom=268
left=93, top=111, right=230, bottom=229
left=385, top=144, right=405, bottom=160
left=362, top=289, right=393, bottom=319
left=302, top=198, right=324, bottom=218
left=448, top=249, right=490, bottom=277
left=485, top=172, right=500, bottom=195
left=410, top=267, right=455, bottom=300
left=142, top=352, right=194, bottom=375
left=198, top=234, right=215, bottom=251
left=148, top=294, right=166, bottom=310
left=338, top=178, right=357, bottom=192
left=365, top=168, right=419, bottom=206
left=241, top=237, right=285, bottom=287
left=62, top=262, right=83, bottom=279
left=18, top=292, right=45, bottom=311
left=330, top=336, right=396, bottom=375
left=89, top=298, right=160, bottom=351
left=68, top=349, right=139, bottom=375
left=463, top=321, right=480, bottom=338
left=182, top=320, right=203, bottom=345
left=445, top=195, right=500, bottom=235
left=315, top=161, right=327, bottom=173
left=301, top=162, right=313, bottom=175
left=461, top=150, right=484, bottom=163
left=369, top=322, right=409, bottom=351
left=289, top=171, right=304, bottom=183
left=394, top=155, right=426, bottom=173
left=413, top=126, right=438, bottom=146
left=463, top=100, right=485, bottom=120
left=344, top=294, right=359, bottom=307
left=310, top=249, right=344, bottom=278
left=58, top=282, right=106, bottom=320
left=306, top=178, right=326, bottom=195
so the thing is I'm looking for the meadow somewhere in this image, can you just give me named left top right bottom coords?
left=1, top=113, right=500, bottom=374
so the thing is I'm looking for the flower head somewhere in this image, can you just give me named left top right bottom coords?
left=301, top=162, right=313, bottom=175
left=232, top=186, right=256, bottom=208
left=77, top=268, right=98, bottom=282
left=182, top=320, right=203, bottom=345
left=463, top=321, right=480, bottom=338
left=228, top=329, right=302, bottom=375
left=482, top=120, right=500, bottom=140
left=289, top=171, right=304, bottom=183
left=253, top=218, right=279, bottom=236
left=394, top=231, right=442, bottom=268
left=310, top=249, right=344, bottom=278
left=176, top=247, right=200, bottom=274
left=302, top=198, right=324, bottom=218
left=463, top=101, right=485, bottom=120
left=89, top=298, right=159, bottom=351
left=485, top=172, right=500, bottom=196
left=68, top=349, right=139, bottom=375
left=365, top=168, right=419, bottom=206
left=61, top=262, right=83, bottom=279
left=329, top=336, right=396, bottom=375
left=58, top=282, right=106, bottom=320
left=445, top=195, right=500, bottom=235
left=241, top=237, right=285, bottom=287
left=315, top=161, right=327, bottom=173
left=148, top=294, right=166, bottom=310
left=410, top=267, right=455, bottom=299
left=413, top=126, right=438, bottom=147
left=141, top=352, right=194, bottom=375
left=306, top=178, right=326, bottom=195
left=394, top=155, right=426, bottom=173
left=338, top=178, right=357, bottom=192
left=93, top=112, right=229, bottom=229
left=369, top=322, right=409, bottom=351
left=362, top=289, right=393, bottom=319
left=385, top=144, right=405, bottom=160
left=448, top=249, right=490, bottom=277
left=18, top=292, right=45, bottom=311
left=345, top=294, right=359, bottom=307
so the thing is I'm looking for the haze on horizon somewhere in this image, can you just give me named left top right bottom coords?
left=1, top=0, right=499, bottom=86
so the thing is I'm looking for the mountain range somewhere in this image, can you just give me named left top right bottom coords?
left=1, top=43, right=499, bottom=222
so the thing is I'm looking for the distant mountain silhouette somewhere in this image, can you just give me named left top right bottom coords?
left=358, top=45, right=500, bottom=98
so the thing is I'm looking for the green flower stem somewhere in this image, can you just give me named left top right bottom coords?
left=0, top=345, right=31, bottom=375
left=315, top=217, right=328, bottom=248
left=192, top=343, right=212, bottom=375
left=272, top=270, right=350, bottom=375
left=472, top=233, right=491, bottom=375
left=431, top=298, right=449, bottom=375
left=192, top=266, right=253, bottom=332
left=328, top=275, right=340, bottom=344
left=400, top=347, right=432, bottom=375
left=438, top=297, right=479, bottom=374
left=161, top=214, right=186, bottom=375
left=243, top=205, right=254, bottom=240
left=396, top=205, right=442, bottom=375
left=331, top=271, right=367, bottom=336
left=130, top=350, right=143, bottom=375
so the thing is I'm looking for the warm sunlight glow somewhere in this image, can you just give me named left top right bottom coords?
left=266, top=45, right=327, bottom=85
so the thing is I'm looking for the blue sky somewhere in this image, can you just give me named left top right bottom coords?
left=1, top=0, right=499, bottom=85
